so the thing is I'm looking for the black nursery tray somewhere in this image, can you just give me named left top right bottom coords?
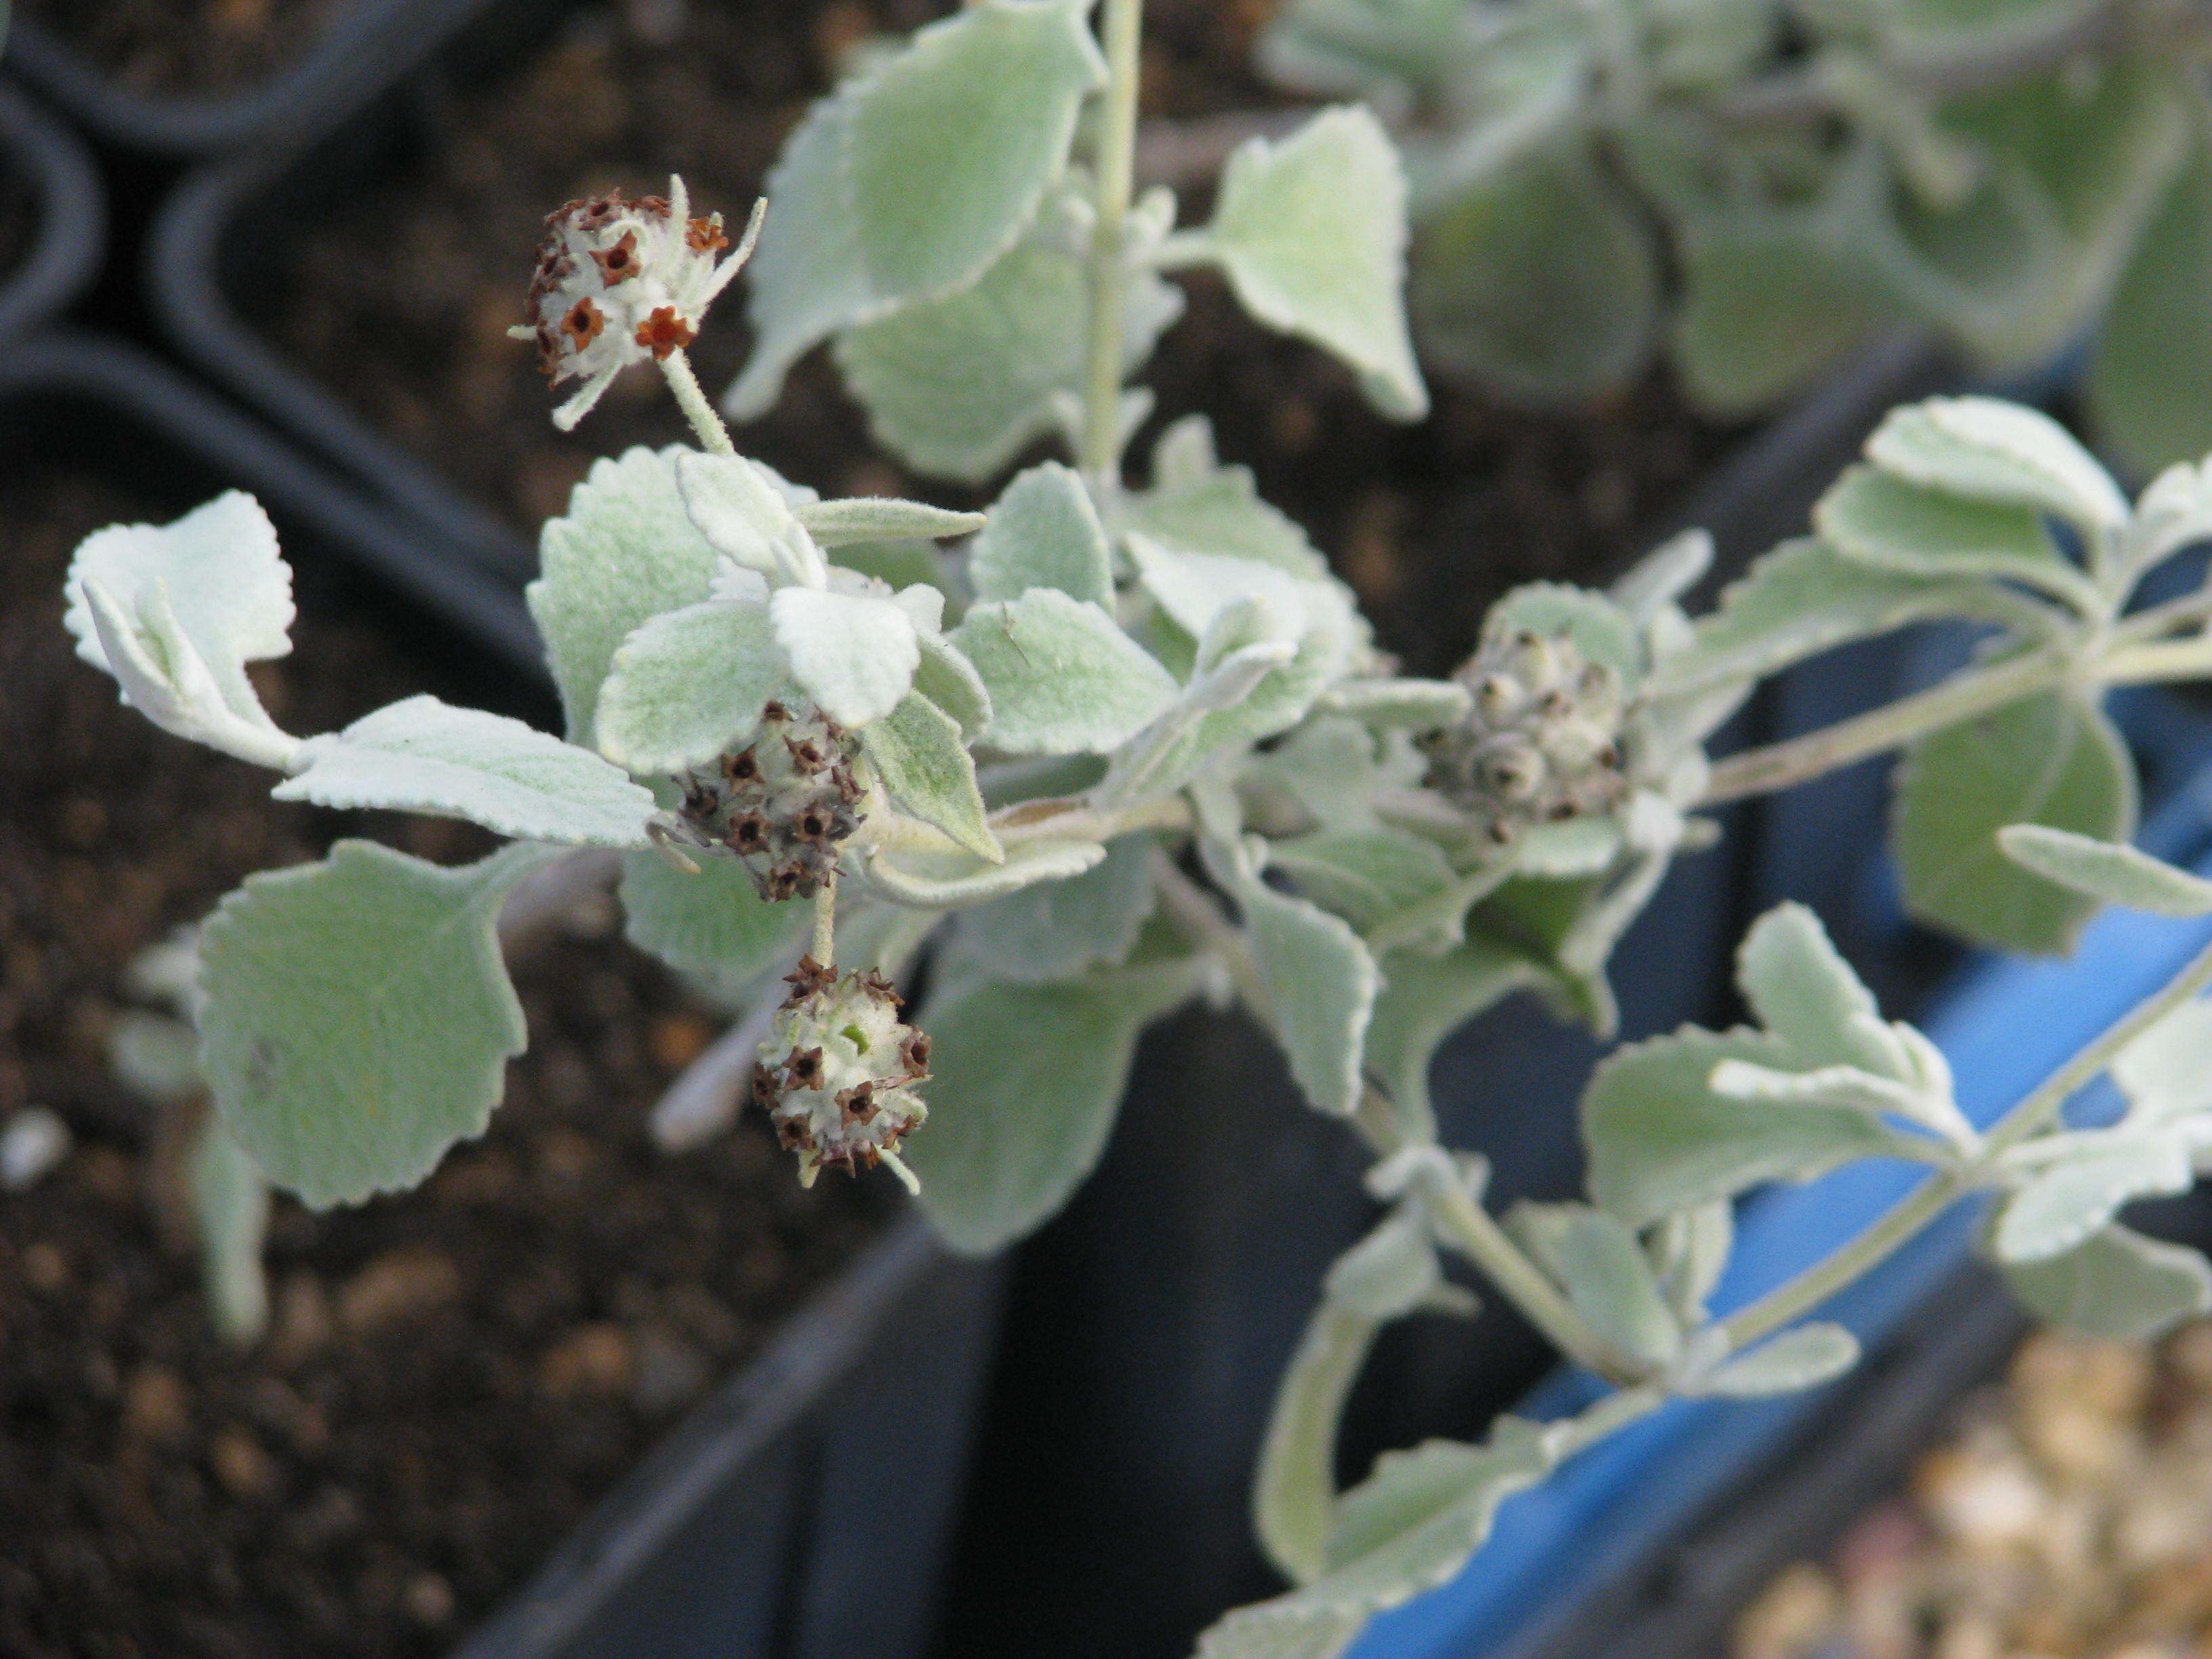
left=0, top=83, right=102, bottom=342
left=0, top=335, right=1003, bottom=1659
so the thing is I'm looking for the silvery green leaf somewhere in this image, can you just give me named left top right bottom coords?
left=619, top=848, right=804, bottom=978
left=1267, top=829, right=1456, bottom=933
left=1257, top=0, right=1462, bottom=113
left=1484, top=582, right=1643, bottom=689
left=2127, top=453, right=2212, bottom=575
left=946, top=834, right=1155, bottom=984
left=1364, top=939, right=1544, bottom=1136
left=2112, top=998, right=2212, bottom=1126
left=907, top=962, right=1195, bottom=1253
left=864, top=836, right=1106, bottom=907
left=1198, top=1420, right=1554, bottom=1659
left=274, top=695, right=656, bottom=847
left=199, top=840, right=562, bottom=1208
left=1672, top=211, right=1890, bottom=412
left=725, top=0, right=1107, bottom=417
left=913, top=633, right=994, bottom=738
left=949, top=588, right=1181, bottom=754
left=2087, top=140, right=2212, bottom=478
left=531, top=447, right=722, bottom=746
left=66, top=493, right=300, bottom=770
left=1687, top=1323, right=1858, bottom=1398
left=593, top=597, right=794, bottom=776
left=1584, top=1029, right=1925, bottom=1225
left=1248, top=716, right=1425, bottom=830
left=676, top=451, right=824, bottom=587
left=1892, top=691, right=2137, bottom=955
left=1324, top=1206, right=1444, bottom=1319
left=1996, top=825, right=2212, bottom=918
left=768, top=585, right=920, bottom=728
left=1409, top=155, right=1659, bottom=403
left=1508, top=1202, right=1681, bottom=1368
left=190, top=1120, right=271, bottom=1344
left=1509, top=817, right=1624, bottom=878
left=1196, top=105, right=1428, bottom=419
left=1647, top=1200, right=1734, bottom=1326
left=834, top=219, right=1183, bottom=482
left=1611, top=529, right=1713, bottom=628
left=1815, top=466, right=2090, bottom=609
left=1237, top=874, right=1382, bottom=1116
left=861, top=692, right=1002, bottom=862
left=1994, top=1134, right=2195, bottom=1263
left=1654, top=538, right=1993, bottom=695
left=794, top=496, right=984, bottom=548
left=1120, top=419, right=1330, bottom=579
left=1315, top=677, right=1471, bottom=728
left=2002, top=1223, right=2212, bottom=1340
left=968, top=462, right=1115, bottom=606
left=1864, top=396, right=2128, bottom=537
left=1734, top=902, right=1909, bottom=1078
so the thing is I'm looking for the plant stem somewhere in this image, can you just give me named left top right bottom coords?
left=1698, top=647, right=2062, bottom=806
left=1151, top=849, right=1274, bottom=1021
left=660, top=349, right=737, bottom=458
left=2106, top=634, right=2212, bottom=686
left=812, top=871, right=838, bottom=966
left=1719, top=924, right=2212, bottom=1352
left=1412, top=1155, right=1639, bottom=1381
left=1078, top=0, right=1143, bottom=489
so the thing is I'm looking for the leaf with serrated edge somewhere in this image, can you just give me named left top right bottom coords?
left=1735, top=903, right=1905, bottom=1077
left=1816, top=466, right=2081, bottom=602
left=865, top=837, right=1105, bottom=907
left=618, top=849, right=804, bottom=978
left=1996, top=825, right=2212, bottom=917
left=2112, top=999, right=2212, bottom=1126
left=1121, top=421, right=1329, bottom=578
left=861, top=693, right=1000, bottom=861
left=1240, top=876, right=1380, bottom=1116
left=1691, top=1323, right=1858, bottom=1397
left=530, top=448, right=721, bottom=746
left=1892, top=691, right=2137, bottom=955
left=950, top=589, right=1179, bottom=754
left=2003, top=1224, right=2212, bottom=1340
left=968, top=462, right=1114, bottom=605
left=1200, top=106, right=1427, bottom=419
left=946, top=835, right=1155, bottom=984
left=794, top=497, right=984, bottom=548
left=1866, top=396, right=2127, bottom=535
left=1994, top=1136, right=2194, bottom=1262
left=594, top=598, right=795, bottom=776
left=199, top=840, right=562, bottom=1208
left=276, top=696, right=655, bottom=847
left=908, top=963, right=1194, bottom=1253
left=725, top=0, right=1107, bottom=417
left=769, top=586, right=920, bottom=729
left=1509, top=1202, right=1679, bottom=1367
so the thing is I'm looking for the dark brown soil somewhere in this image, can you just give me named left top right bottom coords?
left=18, top=0, right=359, bottom=98
left=0, top=468, right=879, bottom=1659
left=273, top=0, right=1736, bottom=678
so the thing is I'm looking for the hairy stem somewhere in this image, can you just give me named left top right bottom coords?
left=660, top=350, right=737, bottom=458
left=1151, top=849, right=1273, bottom=1021
left=1699, top=647, right=2062, bottom=806
left=1079, top=0, right=1144, bottom=487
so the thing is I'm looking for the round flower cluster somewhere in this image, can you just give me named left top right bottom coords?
left=676, top=701, right=865, bottom=901
left=1419, top=626, right=1629, bottom=842
left=753, top=957, right=931, bottom=1187
left=515, top=174, right=761, bottom=429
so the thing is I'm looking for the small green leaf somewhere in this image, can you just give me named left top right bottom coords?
left=1256, top=1299, right=1386, bottom=1586
left=1120, top=419, right=1330, bottom=578
left=199, top=840, right=561, bottom=1208
left=1200, top=105, right=1428, bottom=419
left=949, top=589, right=1181, bottom=754
left=529, top=447, right=721, bottom=747
left=726, top=0, right=1107, bottom=417
left=913, top=634, right=994, bottom=739
left=1648, top=1200, right=1734, bottom=1326
left=1865, top=396, right=2128, bottom=536
left=907, top=963, right=1195, bottom=1253
left=592, top=598, right=794, bottom=776
left=618, top=849, right=804, bottom=979
left=1734, top=902, right=1903, bottom=1077
left=794, top=496, right=984, bottom=548
left=968, top=462, right=1115, bottom=606
left=1996, top=825, right=2212, bottom=917
left=864, top=836, right=1106, bottom=907
left=2087, top=137, right=2212, bottom=476
left=1410, top=154, right=1660, bottom=403
left=1891, top=691, right=2137, bottom=955
left=1816, top=466, right=2085, bottom=606
left=1269, top=829, right=1456, bottom=933
left=2003, top=1223, right=2212, bottom=1340
left=1689, top=1323, right=1859, bottom=1398
left=1993, top=1136, right=2194, bottom=1262
left=1508, top=1202, right=1681, bottom=1368
left=1240, top=876, right=1382, bottom=1117
left=947, top=834, right=1155, bottom=984
left=1673, top=220, right=1885, bottom=413
left=2112, top=999, right=2212, bottom=1126
left=275, top=695, right=657, bottom=847
left=861, top=692, right=1002, bottom=862
left=768, top=586, right=920, bottom=729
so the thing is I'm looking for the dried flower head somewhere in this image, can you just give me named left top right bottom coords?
left=513, top=176, right=763, bottom=430
left=1419, top=625, right=1629, bottom=842
left=668, top=701, right=865, bottom=901
left=754, top=956, right=929, bottom=1187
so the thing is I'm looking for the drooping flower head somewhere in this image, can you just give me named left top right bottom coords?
left=514, top=176, right=763, bottom=430
left=753, top=956, right=930, bottom=1189
left=670, top=700, right=865, bottom=901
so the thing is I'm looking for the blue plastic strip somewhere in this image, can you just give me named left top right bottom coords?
left=1350, top=781, right=2212, bottom=1659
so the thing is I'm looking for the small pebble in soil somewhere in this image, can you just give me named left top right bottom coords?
left=0, top=1106, right=71, bottom=1190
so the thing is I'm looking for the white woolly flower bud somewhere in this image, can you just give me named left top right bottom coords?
left=512, top=175, right=763, bottom=430
left=753, top=957, right=930, bottom=1189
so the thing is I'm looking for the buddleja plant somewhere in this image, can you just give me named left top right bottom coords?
left=52, top=0, right=2212, bottom=1654
left=1259, top=0, right=2212, bottom=477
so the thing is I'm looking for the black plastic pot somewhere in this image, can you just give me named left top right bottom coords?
left=0, top=83, right=103, bottom=342
left=3, top=0, right=476, bottom=159
left=0, top=332, right=1005, bottom=1659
